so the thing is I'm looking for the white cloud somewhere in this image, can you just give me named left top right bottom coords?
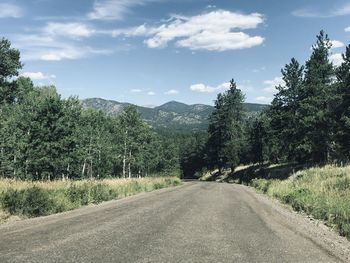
left=165, top=89, right=179, bottom=95
left=190, top=82, right=230, bottom=93
left=20, top=71, right=56, bottom=80
left=255, top=96, right=272, bottom=103
left=293, top=3, right=350, bottom=18
left=88, top=0, right=157, bottom=20
left=147, top=91, right=156, bottom=95
left=13, top=34, right=112, bottom=61
left=330, top=53, right=343, bottom=66
left=263, top=77, right=284, bottom=93
left=130, top=89, right=142, bottom=93
left=118, top=10, right=264, bottom=51
left=345, top=27, right=350, bottom=32
left=331, top=40, right=344, bottom=49
left=252, top=66, right=266, bottom=73
left=0, top=3, right=23, bottom=18
left=43, top=23, right=95, bottom=38
left=40, top=46, right=110, bottom=61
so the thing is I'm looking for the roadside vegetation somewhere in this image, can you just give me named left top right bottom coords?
left=0, top=177, right=180, bottom=220
left=250, top=165, right=350, bottom=239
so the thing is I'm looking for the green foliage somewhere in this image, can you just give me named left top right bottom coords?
left=1, top=187, right=53, bottom=217
left=249, top=165, right=350, bottom=239
left=241, top=30, right=349, bottom=166
left=206, top=79, right=246, bottom=172
left=0, top=177, right=181, bottom=218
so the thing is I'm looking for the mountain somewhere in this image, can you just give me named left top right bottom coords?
left=81, top=98, right=267, bottom=132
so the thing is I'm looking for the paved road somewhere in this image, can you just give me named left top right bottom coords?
left=0, top=182, right=344, bottom=262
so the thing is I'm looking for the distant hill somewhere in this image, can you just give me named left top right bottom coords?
left=81, top=98, right=267, bottom=132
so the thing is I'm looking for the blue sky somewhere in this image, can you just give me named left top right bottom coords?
left=1, top=0, right=350, bottom=106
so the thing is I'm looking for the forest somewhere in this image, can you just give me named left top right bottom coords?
left=180, top=30, right=350, bottom=178
left=1, top=29, right=350, bottom=181
left=0, top=37, right=182, bottom=180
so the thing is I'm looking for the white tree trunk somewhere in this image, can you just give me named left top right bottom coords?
left=122, top=131, right=128, bottom=178
left=128, top=150, right=132, bottom=178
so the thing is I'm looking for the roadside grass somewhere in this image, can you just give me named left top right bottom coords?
left=0, top=177, right=181, bottom=220
left=248, top=165, right=350, bottom=239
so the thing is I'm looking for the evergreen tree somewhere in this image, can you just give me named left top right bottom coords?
left=334, top=45, right=350, bottom=160
left=266, top=58, right=304, bottom=162
left=207, top=79, right=245, bottom=172
left=299, top=30, right=335, bottom=163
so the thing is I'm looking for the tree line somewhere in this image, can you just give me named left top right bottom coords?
left=0, top=38, right=180, bottom=180
left=180, top=31, right=350, bottom=178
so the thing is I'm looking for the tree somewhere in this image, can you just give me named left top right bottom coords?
left=299, top=30, right=335, bottom=163
left=206, top=79, right=245, bottom=173
left=246, top=116, right=267, bottom=165
left=334, top=45, right=350, bottom=160
left=266, top=58, right=304, bottom=162
left=0, top=38, right=22, bottom=104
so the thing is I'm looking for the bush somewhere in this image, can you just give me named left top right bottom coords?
left=91, top=184, right=115, bottom=203
left=67, top=183, right=91, bottom=205
left=22, top=187, right=53, bottom=216
left=1, top=187, right=53, bottom=217
left=1, top=188, right=24, bottom=215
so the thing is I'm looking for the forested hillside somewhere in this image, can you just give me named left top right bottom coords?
left=82, top=98, right=266, bottom=132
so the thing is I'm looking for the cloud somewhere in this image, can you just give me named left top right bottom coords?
left=130, top=89, right=142, bottom=93
left=330, top=53, right=343, bottom=66
left=0, top=3, right=23, bottom=18
left=88, top=0, right=157, bottom=20
left=43, top=22, right=95, bottom=39
left=263, top=77, right=284, bottom=93
left=331, top=40, right=344, bottom=49
left=165, top=89, right=179, bottom=95
left=252, top=66, right=266, bottom=73
left=255, top=96, right=272, bottom=103
left=118, top=10, right=264, bottom=51
left=40, top=46, right=110, bottom=61
left=20, top=71, right=56, bottom=80
left=13, top=34, right=112, bottom=61
left=190, top=82, right=230, bottom=93
left=147, top=91, right=155, bottom=95
left=293, top=3, right=350, bottom=18
left=345, top=27, right=350, bottom=32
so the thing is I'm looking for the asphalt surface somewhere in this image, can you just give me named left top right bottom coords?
left=0, top=182, right=344, bottom=262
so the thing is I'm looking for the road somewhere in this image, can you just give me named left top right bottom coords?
left=0, top=182, right=347, bottom=263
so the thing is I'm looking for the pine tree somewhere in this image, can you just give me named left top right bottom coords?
left=299, top=30, right=335, bottom=163
left=266, top=58, right=304, bottom=162
left=334, top=45, right=350, bottom=160
left=206, top=79, right=245, bottom=173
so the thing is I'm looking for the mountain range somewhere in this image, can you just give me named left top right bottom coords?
left=81, top=98, right=268, bottom=132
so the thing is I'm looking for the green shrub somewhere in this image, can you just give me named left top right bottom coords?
left=1, top=187, right=53, bottom=217
left=91, top=184, right=114, bottom=203
left=22, top=187, right=53, bottom=217
left=1, top=188, right=25, bottom=215
left=67, top=183, right=91, bottom=205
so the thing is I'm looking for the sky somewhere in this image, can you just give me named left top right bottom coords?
left=1, top=0, right=350, bottom=106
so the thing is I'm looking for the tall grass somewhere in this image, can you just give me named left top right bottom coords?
left=250, top=165, right=350, bottom=239
left=0, top=177, right=181, bottom=219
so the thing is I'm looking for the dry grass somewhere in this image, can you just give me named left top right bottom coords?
left=251, top=165, right=350, bottom=238
left=0, top=177, right=181, bottom=220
